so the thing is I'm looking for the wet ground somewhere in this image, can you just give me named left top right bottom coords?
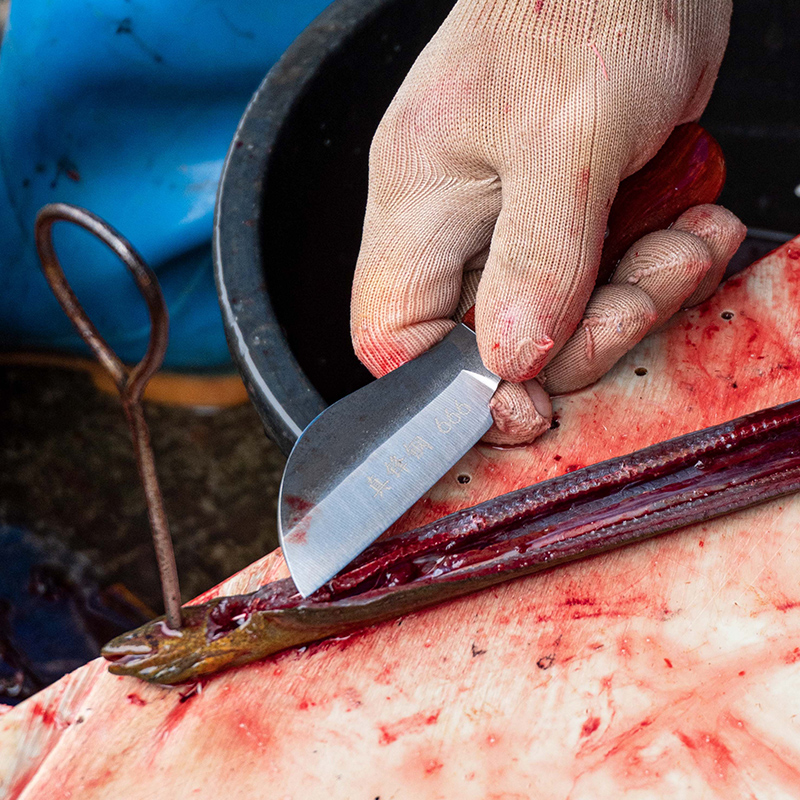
left=1, top=365, right=286, bottom=614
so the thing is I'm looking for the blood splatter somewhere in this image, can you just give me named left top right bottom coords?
left=126, top=693, right=147, bottom=707
left=377, top=709, right=441, bottom=746
left=30, top=703, right=59, bottom=727
left=581, top=717, right=601, bottom=737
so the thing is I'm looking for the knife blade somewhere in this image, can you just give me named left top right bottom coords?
left=279, top=122, right=728, bottom=597
left=279, top=323, right=500, bottom=597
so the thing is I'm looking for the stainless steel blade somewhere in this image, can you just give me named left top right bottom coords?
left=278, top=324, right=500, bottom=597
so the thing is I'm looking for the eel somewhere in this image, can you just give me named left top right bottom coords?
left=103, top=396, right=800, bottom=684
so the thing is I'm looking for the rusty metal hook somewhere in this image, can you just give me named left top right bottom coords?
left=34, top=202, right=183, bottom=630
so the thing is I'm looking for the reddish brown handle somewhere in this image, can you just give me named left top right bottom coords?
left=461, top=122, right=726, bottom=331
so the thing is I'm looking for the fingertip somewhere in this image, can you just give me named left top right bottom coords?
left=612, top=229, right=711, bottom=289
left=673, top=204, right=747, bottom=250
left=475, top=297, right=557, bottom=382
left=673, top=204, right=747, bottom=307
left=351, top=318, right=455, bottom=378
left=541, top=284, right=657, bottom=395
left=611, top=229, right=711, bottom=328
left=524, top=378, right=553, bottom=420
left=484, top=381, right=552, bottom=446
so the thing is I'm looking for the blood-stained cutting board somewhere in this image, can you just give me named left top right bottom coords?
left=3, top=239, right=800, bottom=799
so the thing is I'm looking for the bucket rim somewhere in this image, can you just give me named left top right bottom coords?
left=213, top=0, right=389, bottom=455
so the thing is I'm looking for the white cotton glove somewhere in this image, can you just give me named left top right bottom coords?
left=351, top=0, right=746, bottom=445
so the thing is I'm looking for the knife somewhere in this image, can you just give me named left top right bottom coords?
left=279, top=122, right=727, bottom=598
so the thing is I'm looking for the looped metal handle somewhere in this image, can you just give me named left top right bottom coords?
left=34, top=203, right=183, bottom=630
left=34, top=202, right=169, bottom=403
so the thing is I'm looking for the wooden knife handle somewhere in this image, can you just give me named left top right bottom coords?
left=461, top=122, right=726, bottom=331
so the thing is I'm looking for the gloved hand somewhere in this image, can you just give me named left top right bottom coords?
left=351, top=0, right=746, bottom=445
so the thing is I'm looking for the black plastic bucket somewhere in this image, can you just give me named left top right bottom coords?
left=214, top=0, right=800, bottom=455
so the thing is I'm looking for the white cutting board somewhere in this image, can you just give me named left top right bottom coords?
left=3, top=239, right=800, bottom=799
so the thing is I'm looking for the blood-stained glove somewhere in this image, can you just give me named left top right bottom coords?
left=351, top=0, right=746, bottom=445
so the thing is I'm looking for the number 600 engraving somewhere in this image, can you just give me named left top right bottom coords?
left=435, top=400, right=472, bottom=434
